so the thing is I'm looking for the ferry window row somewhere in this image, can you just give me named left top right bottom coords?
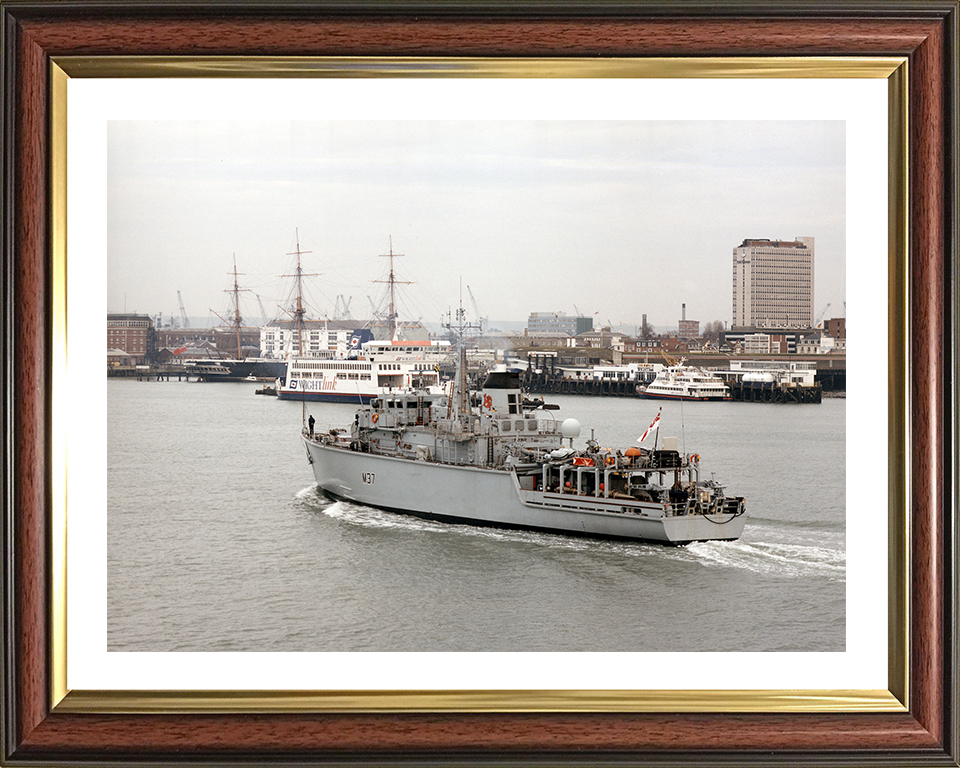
left=298, top=362, right=370, bottom=370
left=299, top=372, right=371, bottom=380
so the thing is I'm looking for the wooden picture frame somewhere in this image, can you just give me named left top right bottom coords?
left=2, top=2, right=957, bottom=765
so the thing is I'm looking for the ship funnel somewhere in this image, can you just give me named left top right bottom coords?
left=480, top=370, right=522, bottom=416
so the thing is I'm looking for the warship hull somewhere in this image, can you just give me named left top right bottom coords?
left=304, top=438, right=746, bottom=545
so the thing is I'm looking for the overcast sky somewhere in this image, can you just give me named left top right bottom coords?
left=107, top=120, right=845, bottom=332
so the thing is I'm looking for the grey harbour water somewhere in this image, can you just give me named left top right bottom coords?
left=108, top=378, right=845, bottom=653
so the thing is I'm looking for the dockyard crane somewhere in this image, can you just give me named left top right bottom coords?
left=253, top=293, right=270, bottom=326
left=334, top=294, right=354, bottom=320
left=466, top=285, right=486, bottom=333
left=367, top=295, right=384, bottom=322
left=814, top=303, right=832, bottom=327
left=177, top=291, right=190, bottom=328
left=659, top=348, right=680, bottom=367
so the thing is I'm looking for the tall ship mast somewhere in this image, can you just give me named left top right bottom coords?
left=186, top=255, right=287, bottom=382
left=282, top=229, right=315, bottom=358
left=374, top=237, right=412, bottom=342
left=227, top=254, right=248, bottom=360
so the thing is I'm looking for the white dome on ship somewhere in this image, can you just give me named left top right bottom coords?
left=560, top=418, right=581, bottom=440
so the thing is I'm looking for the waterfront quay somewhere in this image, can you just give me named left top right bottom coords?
left=522, top=352, right=845, bottom=403
left=110, top=352, right=844, bottom=404
left=108, top=364, right=193, bottom=380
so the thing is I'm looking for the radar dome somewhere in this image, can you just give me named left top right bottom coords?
left=560, top=418, right=581, bottom=440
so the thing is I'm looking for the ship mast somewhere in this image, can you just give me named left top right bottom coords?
left=443, top=282, right=482, bottom=421
left=226, top=254, right=249, bottom=359
left=375, top=237, right=412, bottom=341
left=282, top=229, right=316, bottom=357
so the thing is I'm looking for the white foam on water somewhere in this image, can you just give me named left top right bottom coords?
left=294, top=484, right=323, bottom=501
left=320, top=499, right=450, bottom=535
left=298, top=487, right=843, bottom=580
left=686, top=539, right=845, bottom=580
left=313, top=497, right=702, bottom=565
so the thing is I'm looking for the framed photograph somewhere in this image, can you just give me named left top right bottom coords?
left=2, top=2, right=957, bottom=765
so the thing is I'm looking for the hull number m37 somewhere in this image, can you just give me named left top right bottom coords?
left=361, top=472, right=376, bottom=485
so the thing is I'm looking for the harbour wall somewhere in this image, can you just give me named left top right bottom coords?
left=521, top=353, right=843, bottom=403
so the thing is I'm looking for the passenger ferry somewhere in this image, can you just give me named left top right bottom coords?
left=637, top=361, right=731, bottom=401
left=275, top=339, right=450, bottom=403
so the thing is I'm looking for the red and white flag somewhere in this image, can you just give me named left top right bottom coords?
left=637, top=408, right=661, bottom=443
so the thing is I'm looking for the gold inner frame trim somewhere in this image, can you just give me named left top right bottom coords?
left=886, top=61, right=909, bottom=711
left=50, top=62, right=69, bottom=709
left=54, top=55, right=904, bottom=79
left=56, top=688, right=905, bottom=714
left=49, top=55, right=910, bottom=716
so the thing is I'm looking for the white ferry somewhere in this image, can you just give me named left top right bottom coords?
left=637, top=361, right=731, bottom=401
left=276, top=339, right=450, bottom=403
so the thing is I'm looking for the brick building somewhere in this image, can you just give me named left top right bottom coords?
left=106, top=313, right=155, bottom=364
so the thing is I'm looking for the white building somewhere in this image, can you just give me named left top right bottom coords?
left=742, top=333, right=774, bottom=355
left=732, top=237, right=814, bottom=328
left=260, top=320, right=360, bottom=359
left=260, top=318, right=433, bottom=358
left=796, top=332, right=838, bottom=355
left=527, top=312, right=593, bottom=336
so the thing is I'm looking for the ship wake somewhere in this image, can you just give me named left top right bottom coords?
left=685, top=539, right=845, bottom=580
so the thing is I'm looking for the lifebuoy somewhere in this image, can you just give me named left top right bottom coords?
left=372, top=413, right=379, bottom=423
left=605, top=456, right=615, bottom=466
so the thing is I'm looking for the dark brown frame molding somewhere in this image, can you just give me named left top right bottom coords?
left=2, top=2, right=958, bottom=765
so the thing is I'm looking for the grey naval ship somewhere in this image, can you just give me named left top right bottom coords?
left=301, top=348, right=746, bottom=545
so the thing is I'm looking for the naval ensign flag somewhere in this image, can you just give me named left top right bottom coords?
left=637, top=408, right=661, bottom=444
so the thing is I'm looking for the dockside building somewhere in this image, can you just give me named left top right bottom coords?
left=732, top=237, right=815, bottom=328
left=107, top=313, right=156, bottom=364
left=526, top=312, right=594, bottom=336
